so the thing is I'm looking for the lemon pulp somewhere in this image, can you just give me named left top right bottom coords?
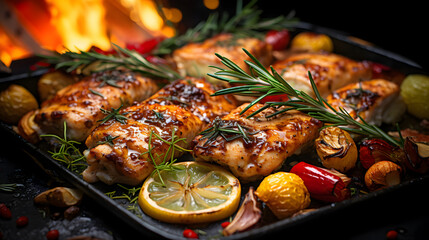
left=138, top=161, right=241, bottom=224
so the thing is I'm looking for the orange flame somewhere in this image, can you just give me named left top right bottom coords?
left=0, top=0, right=179, bottom=67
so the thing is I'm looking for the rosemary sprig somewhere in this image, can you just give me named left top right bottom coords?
left=199, top=117, right=260, bottom=146
left=144, top=128, right=190, bottom=187
left=40, top=122, right=87, bottom=172
left=98, top=104, right=129, bottom=125
left=209, top=49, right=403, bottom=147
left=0, top=183, right=23, bottom=192
left=39, top=44, right=181, bottom=80
left=153, top=0, right=297, bottom=55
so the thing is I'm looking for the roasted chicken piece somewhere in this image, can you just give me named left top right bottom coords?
left=173, top=33, right=272, bottom=83
left=326, top=79, right=406, bottom=125
left=193, top=103, right=323, bottom=182
left=272, top=52, right=372, bottom=97
left=83, top=77, right=237, bottom=185
left=30, top=70, right=158, bottom=142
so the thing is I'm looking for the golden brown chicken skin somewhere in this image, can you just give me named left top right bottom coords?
left=272, top=52, right=372, bottom=98
left=326, top=79, right=406, bottom=126
left=173, top=33, right=272, bottom=83
left=32, top=70, right=159, bottom=142
left=193, top=103, right=323, bottom=182
left=83, top=77, right=237, bottom=185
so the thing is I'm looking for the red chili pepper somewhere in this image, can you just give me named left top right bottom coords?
left=126, top=37, right=165, bottom=55
left=265, top=29, right=290, bottom=50
left=46, top=229, right=59, bottom=240
left=359, top=139, right=405, bottom=169
left=259, top=94, right=289, bottom=104
left=0, top=204, right=12, bottom=219
left=183, top=229, right=198, bottom=239
left=290, top=162, right=350, bottom=202
left=16, top=216, right=29, bottom=227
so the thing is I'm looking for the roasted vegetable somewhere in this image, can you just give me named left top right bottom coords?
left=403, top=137, right=429, bottom=174
left=290, top=162, right=351, bottom=202
left=0, top=84, right=38, bottom=124
left=359, top=138, right=406, bottom=169
left=364, top=161, right=402, bottom=191
left=17, top=110, right=40, bottom=144
left=290, top=32, right=333, bottom=52
left=38, top=71, right=76, bottom=101
left=315, top=126, right=358, bottom=172
left=34, top=187, right=83, bottom=208
left=255, top=172, right=310, bottom=219
left=223, top=187, right=262, bottom=236
left=400, top=74, right=429, bottom=119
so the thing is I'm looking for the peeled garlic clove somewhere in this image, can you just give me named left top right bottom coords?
left=315, top=126, right=358, bottom=172
left=223, top=187, right=261, bottom=236
left=364, top=161, right=402, bottom=191
left=34, top=187, right=83, bottom=207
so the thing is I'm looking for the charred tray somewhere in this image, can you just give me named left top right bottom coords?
left=1, top=22, right=428, bottom=239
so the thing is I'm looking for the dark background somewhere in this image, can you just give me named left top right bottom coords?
left=174, top=0, right=428, bottom=70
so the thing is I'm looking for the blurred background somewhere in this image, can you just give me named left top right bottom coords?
left=0, top=0, right=427, bottom=69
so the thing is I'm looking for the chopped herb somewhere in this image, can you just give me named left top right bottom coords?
left=199, top=117, right=260, bottom=146
left=89, top=88, right=105, bottom=98
left=96, top=135, right=119, bottom=147
left=152, top=109, right=164, bottom=120
left=99, top=104, right=129, bottom=124
left=40, top=122, right=87, bottom=173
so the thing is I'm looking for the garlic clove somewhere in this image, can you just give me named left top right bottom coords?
left=223, top=187, right=261, bottom=236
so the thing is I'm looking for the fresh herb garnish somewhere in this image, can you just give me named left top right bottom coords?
left=98, top=104, right=129, bottom=124
left=144, top=128, right=190, bottom=187
left=40, top=122, right=87, bottom=172
left=153, top=0, right=297, bottom=55
left=105, top=184, right=141, bottom=203
left=209, top=49, right=403, bottom=147
left=0, top=183, right=22, bottom=192
left=199, top=117, right=260, bottom=146
left=89, top=88, right=105, bottom=98
left=96, top=135, right=119, bottom=147
left=39, top=44, right=181, bottom=81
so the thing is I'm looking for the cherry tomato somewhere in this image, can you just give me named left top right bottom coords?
left=259, top=94, right=289, bottom=104
left=265, top=29, right=290, bottom=50
left=386, top=230, right=398, bottom=239
left=183, top=229, right=198, bottom=238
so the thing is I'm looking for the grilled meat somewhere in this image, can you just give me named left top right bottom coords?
left=173, top=33, right=272, bottom=83
left=83, top=77, right=237, bottom=185
left=32, top=70, right=159, bottom=142
left=193, top=103, right=323, bottom=182
left=326, top=79, right=406, bottom=125
left=272, top=52, right=372, bottom=97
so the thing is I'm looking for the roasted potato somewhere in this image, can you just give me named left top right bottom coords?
left=0, top=84, right=38, bottom=124
left=38, top=71, right=76, bottom=101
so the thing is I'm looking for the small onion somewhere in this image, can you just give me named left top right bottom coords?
left=315, top=126, right=358, bottom=172
left=364, top=161, right=402, bottom=191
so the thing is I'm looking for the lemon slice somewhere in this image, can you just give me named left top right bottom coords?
left=138, top=161, right=241, bottom=224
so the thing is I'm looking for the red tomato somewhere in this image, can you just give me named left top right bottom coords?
left=16, top=216, right=29, bottom=227
left=259, top=94, right=289, bottom=103
left=221, top=221, right=230, bottom=228
left=183, top=229, right=198, bottom=238
left=265, top=29, right=290, bottom=50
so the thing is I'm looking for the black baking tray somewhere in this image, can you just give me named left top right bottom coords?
left=1, top=22, right=428, bottom=239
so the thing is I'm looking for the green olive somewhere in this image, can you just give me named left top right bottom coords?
left=400, top=74, right=429, bottom=119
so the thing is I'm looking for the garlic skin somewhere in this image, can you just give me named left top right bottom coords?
left=315, top=126, right=358, bottom=172
left=223, top=187, right=261, bottom=236
left=364, top=161, right=402, bottom=191
left=34, top=187, right=83, bottom=207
